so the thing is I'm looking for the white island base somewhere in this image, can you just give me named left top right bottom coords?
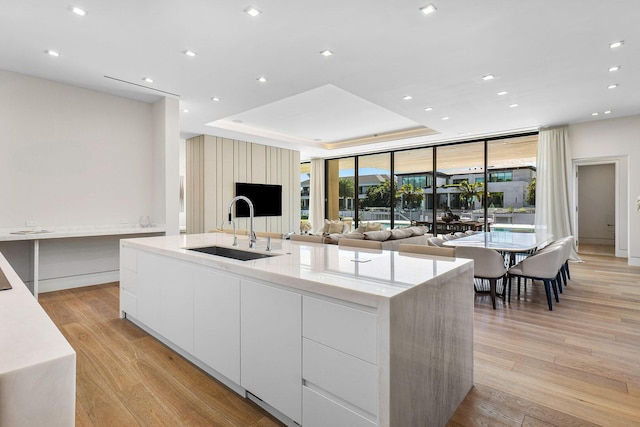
left=120, top=233, right=474, bottom=427
left=0, top=252, right=76, bottom=427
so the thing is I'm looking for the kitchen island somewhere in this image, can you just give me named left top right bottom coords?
left=119, top=233, right=474, bottom=427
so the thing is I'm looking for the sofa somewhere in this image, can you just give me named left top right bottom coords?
left=322, top=223, right=432, bottom=251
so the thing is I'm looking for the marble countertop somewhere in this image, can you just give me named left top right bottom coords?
left=0, top=224, right=165, bottom=242
left=0, top=252, right=75, bottom=378
left=121, top=233, right=473, bottom=306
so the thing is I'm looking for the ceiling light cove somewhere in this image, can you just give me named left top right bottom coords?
left=609, top=40, right=624, bottom=49
left=184, top=50, right=197, bottom=57
left=45, top=50, right=60, bottom=57
left=257, top=76, right=267, bottom=83
left=419, top=4, right=437, bottom=15
left=320, top=49, right=333, bottom=57
left=70, top=6, right=86, bottom=16
left=244, top=7, right=261, bottom=17
left=482, top=74, right=495, bottom=81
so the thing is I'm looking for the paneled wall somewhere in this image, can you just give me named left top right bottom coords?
left=186, top=135, right=300, bottom=235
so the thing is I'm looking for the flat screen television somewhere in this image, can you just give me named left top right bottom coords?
left=235, top=182, right=283, bottom=217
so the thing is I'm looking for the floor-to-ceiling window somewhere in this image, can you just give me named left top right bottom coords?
left=358, top=153, right=391, bottom=228
left=487, top=134, right=537, bottom=228
left=326, top=157, right=355, bottom=223
left=394, top=147, right=433, bottom=227
left=318, top=132, right=538, bottom=234
left=300, top=162, right=310, bottom=221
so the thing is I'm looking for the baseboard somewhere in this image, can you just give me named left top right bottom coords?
left=38, top=270, right=119, bottom=293
left=628, top=256, right=640, bottom=267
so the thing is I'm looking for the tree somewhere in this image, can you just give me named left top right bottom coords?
left=396, top=183, right=424, bottom=210
left=526, top=177, right=536, bottom=205
left=338, top=177, right=355, bottom=209
left=361, top=179, right=396, bottom=208
left=457, top=180, right=485, bottom=209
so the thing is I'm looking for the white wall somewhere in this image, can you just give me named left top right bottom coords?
left=0, top=69, right=177, bottom=290
left=568, top=114, right=640, bottom=265
left=0, top=69, right=155, bottom=227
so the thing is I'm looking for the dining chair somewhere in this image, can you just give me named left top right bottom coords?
left=455, top=246, right=508, bottom=309
left=290, top=234, right=326, bottom=244
left=428, top=237, right=446, bottom=247
left=398, top=244, right=455, bottom=258
left=339, top=239, right=383, bottom=250
left=508, top=245, right=564, bottom=310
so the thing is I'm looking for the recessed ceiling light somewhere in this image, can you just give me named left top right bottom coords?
left=211, top=97, right=220, bottom=102
left=482, top=74, right=495, bottom=81
left=424, top=107, right=433, bottom=112
left=184, top=50, right=197, bottom=57
left=257, top=76, right=267, bottom=83
left=609, top=40, right=624, bottom=49
left=608, top=65, right=620, bottom=72
left=403, top=95, right=413, bottom=101
left=71, top=6, right=86, bottom=16
left=592, top=112, right=599, bottom=116
left=497, top=91, right=508, bottom=96
left=604, top=110, right=612, bottom=114
left=182, top=109, right=190, bottom=113
left=244, top=7, right=261, bottom=17
left=509, top=103, right=519, bottom=108
left=45, top=50, right=60, bottom=57
left=608, top=84, right=618, bottom=89
left=143, top=77, right=154, bottom=83
left=419, top=4, right=437, bottom=15
left=320, top=49, right=333, bottom=57
left=441, top=116, right=450, bottom=120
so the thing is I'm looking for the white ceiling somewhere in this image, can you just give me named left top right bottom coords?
left=1, top=0, right=639, bottom=161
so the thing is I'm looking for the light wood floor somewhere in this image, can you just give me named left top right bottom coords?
left=39, top=252, right=640, bottom=427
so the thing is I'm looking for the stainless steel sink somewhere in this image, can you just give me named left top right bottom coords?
left=187, top=246, right=279, bottom=261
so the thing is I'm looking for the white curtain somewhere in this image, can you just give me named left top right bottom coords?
left=309, top=159, right=325, bottom=233
left=535, top=127, right=580, bottom=260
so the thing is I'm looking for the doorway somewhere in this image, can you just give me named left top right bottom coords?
left=577, top=163, right=615, bottom=256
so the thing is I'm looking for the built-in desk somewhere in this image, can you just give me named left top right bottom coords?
left=0, top=225, right=165, bottom=298
left=0, top=252, right=76, bottom=427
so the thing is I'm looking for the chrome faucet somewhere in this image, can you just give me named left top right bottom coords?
left=227, top=196, right=256, bottom=248
left=220, top=219, right=238, bottom=246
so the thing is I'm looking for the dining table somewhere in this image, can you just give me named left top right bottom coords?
left=443, top=230, right=553, bottom=266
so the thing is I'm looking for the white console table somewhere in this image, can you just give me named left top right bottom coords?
left=0, top=225, right=165, bottom=299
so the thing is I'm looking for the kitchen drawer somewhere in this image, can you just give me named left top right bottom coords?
left=303, top=296, right=377, bottom=363
left=120, top=246, right=137, bottom=272
left=119, top=267, right=137, bottom=295
left=121, top=289, right=137, bottom=317
left=303, top=338, right=377, bottom=416
left=303, top=386, right=376, bottom=427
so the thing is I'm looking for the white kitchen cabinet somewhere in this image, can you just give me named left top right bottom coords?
left=193, top=268, right=241, bottom=384
left=302, top=386, right=376, bottom=427
left=241, top=279, right=302, bottom=424
left=119, top=246, right=138, bottom=318
left=137, top=251, right=194, bottom=353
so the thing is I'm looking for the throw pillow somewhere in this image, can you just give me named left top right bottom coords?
left=390, top=228, right=413, bottom=240
left=364, top=230, right=392, bottom=241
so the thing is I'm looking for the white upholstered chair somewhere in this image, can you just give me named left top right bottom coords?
left=456, top=246, right=508, bottom=309
left=508, top=245, right=564, bottom=310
